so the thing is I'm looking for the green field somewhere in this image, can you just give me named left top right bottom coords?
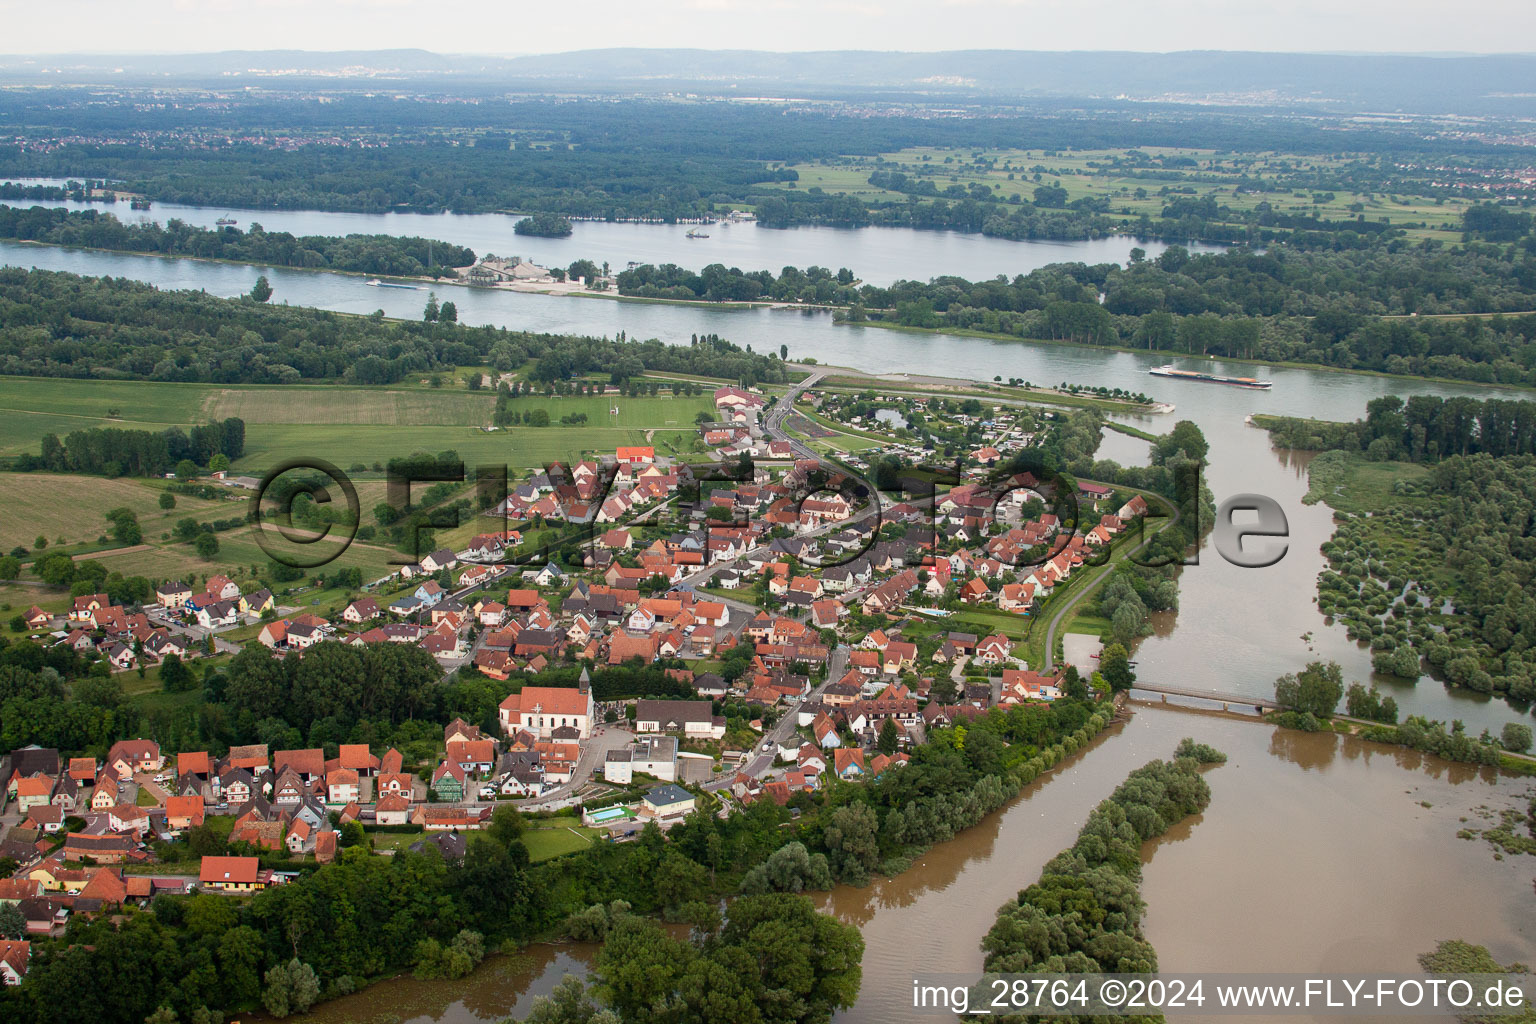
left=522, top=822, right=603, bottom=862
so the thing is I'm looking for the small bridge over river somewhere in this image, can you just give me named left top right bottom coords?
left=1129, top=684, right=1279, bottom=714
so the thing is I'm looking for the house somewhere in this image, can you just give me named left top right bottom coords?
left=973, top=634, right=1014, bottom=665
left=326, top=769, right=360, bottom=805
left=416, top=806, right=491, bottom=832
left=106, top=739, right=162, bottom=779
left=196, top=601, right=238, bottom=630
left=337, top=744, right=380, bottom=777
left=608, top=633, right=659, bottom=666
left=105, top=643, right=137, bottom=671
left=274, top=749, right=326, bottom=784
left=62, top=833, right=133, bottom=864
left=199, top=856, right=265, bottom=894
left=960, top=578, right=991, bottom=605
left=241, top=589, right=275, bottom=616
left=640, top=783, right=695, bottom=819
left=616, top=445, right=655, bottom=465
left=834, top=748, right=867, bottom=779
left=633, top=700, right=725, bottom=740
left=375, top=793, right=412, bottom=825
left=342, top=597, right=381, bottom=624
left=23, top=606, right=51, bottom=628
left=1118, top=494, right=1149, bottom=519
left=285, top=818, right=313, bottom=855
left=69, top=593, right=109, bottom=622
left=205, top=575, right=242, bottom=602
left=419, top=549, right=458, bottom=574
left=14, top=778, right=52, bottom=815
left=446, top=740, right=497, bottom=775
left=164, top=795, right=206, bottom=831
left=0, top=940, right=29, bottom=985
left=257, top=621, right=289, bottom=648
left=431, top=762, right=467, bottom=803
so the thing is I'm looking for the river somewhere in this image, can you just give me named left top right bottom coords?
left=0, top=186, right=1221, bottom=288
left=289, top=706, right=1536, bottom=1024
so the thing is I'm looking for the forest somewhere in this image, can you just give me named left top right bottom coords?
left=1, top=95, right=1519, bottom=241
left=1265, top=398, right=1536, bottom=708
left=0, top=205, right=475, bottom=277
left=0, top=269, right=793, bottom=388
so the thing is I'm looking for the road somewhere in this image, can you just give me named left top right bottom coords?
left=705, top=643, right=848, bottom=789
left=513, top=726, right=635, bottom=809
left=1040, top=515, right=1171, bottom=671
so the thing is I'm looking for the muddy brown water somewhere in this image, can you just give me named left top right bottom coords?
left=291, top=706, right=1534, bottom=1024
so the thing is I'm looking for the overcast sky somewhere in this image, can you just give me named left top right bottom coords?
left=4, top=0, right=1534, bottom=56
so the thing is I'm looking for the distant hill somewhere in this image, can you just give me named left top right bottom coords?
left=1, top=48, right=1533, bottom=115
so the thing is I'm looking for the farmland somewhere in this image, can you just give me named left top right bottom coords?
left=769, top=146, right=1477, bottom=242
left=0, top=375, right=717, bottom=471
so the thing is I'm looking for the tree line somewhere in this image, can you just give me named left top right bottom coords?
left=1261, top=393, right=1536, bottom=462
left=0, top=269, right=791, bottom=389
left=0, top=205, right=475, bottom=278
left=15, top=417, right=245, bottom=478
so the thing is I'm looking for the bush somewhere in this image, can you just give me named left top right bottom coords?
left=1174, top=737, right=1228, bottom=763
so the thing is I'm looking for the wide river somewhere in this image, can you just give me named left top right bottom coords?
left=2, top=209, right=1533, bottom=1022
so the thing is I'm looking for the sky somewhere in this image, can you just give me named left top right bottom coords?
left=3, top=0, right=1534, bottom=56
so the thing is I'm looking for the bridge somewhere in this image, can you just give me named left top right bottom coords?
left=1128, top=683, right=1279, bottom=714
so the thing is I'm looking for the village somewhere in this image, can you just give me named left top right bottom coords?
left=0, top=379, right=1156, bottom=979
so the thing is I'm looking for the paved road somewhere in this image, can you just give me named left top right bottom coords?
left=706, top=644, right=847, bottom=789
left=1041, top=516, right=1170, bottom=671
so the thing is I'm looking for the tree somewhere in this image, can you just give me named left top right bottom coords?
left=822, top=802, right=880, bottom=885
left=877, top=717, right=899, bottom=755
left=1501, top=722, right=1532, bottom=754
left=929, top=675, right=957, bottom=704
left=423, top=294, right=440, bottom=322
left=523, top=975, right=620, bottom=1024
left=1274, top=660, right=1345, bottom=718
left=194, top=533, right=220, bottom=560
left=158, top=491, right=176, bottom=510
left=0, top=901, right=24, bottom=939
left=210, top=453, right=230, bottom=473
left=489, top=804, right=524, bottom=847
left=439, top=300, right=458, bottom=324
left=1098, top=642, right=1134, bottom=691
left=160, top=653, right=192, bottom=693
left=249, top=275, right=273, bottom=303
left=175, top=459, right=200, bottom=480
left=261, top=959, right=320, bottom=1018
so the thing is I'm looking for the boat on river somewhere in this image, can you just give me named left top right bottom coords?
left=686, top=228, right=710, bottom=239
left=365, top=278, right=421, bottom=290
left=215, top=216, right=237, bottom=226
left=1148, top=364, right=1272, bottom=389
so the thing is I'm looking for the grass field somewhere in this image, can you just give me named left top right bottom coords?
left=522, top=822, right=603, bottom=862
left=0, top=472, right=230, bottom=551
